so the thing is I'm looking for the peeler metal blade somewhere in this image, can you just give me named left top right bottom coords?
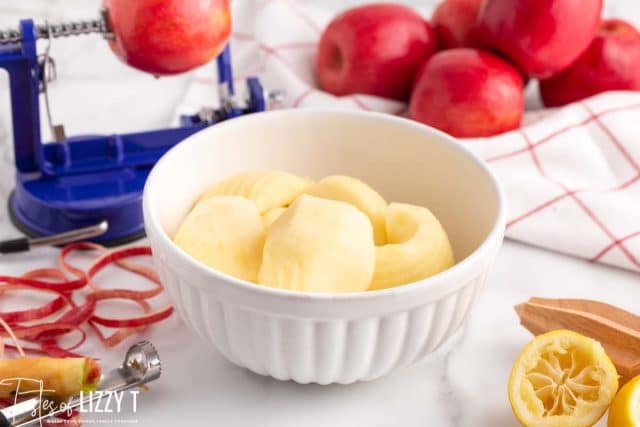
left=0, top=341, right=161, bottom=427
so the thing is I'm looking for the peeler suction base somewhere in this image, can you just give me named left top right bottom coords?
left=8, top=166, right=149, bottom=247
left=8, top=191, right=147, bottom=247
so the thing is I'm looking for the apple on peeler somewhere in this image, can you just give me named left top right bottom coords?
left=104, top=0, right=232, bottom=75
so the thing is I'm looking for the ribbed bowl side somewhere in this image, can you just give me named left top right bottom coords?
left=153, top=244, right=490, bottom=385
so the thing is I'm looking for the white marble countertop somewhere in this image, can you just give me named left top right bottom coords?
left=0, top=1, right=639, bottom=426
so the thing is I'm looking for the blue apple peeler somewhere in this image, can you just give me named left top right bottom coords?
left=0, top=16, right=281, bottom=246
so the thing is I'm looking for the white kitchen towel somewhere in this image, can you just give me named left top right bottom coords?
left=177, top=0, right=640, bottom=272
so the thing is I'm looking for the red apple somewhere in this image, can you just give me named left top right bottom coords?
left=432, top=0, right=483, bottom=49
left=316, top=4, right=438, bottom=101
left=540, top=19, right=640, bottom=107
left=104, top=0, right=232, bottom=75
left=476, top=0, right=602, bottom=78
left=409, top=48, right=524, bottom=137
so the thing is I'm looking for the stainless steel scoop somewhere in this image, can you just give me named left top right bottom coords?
left=0, top=341, right=161, bottom=426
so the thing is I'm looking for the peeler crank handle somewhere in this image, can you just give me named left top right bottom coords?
left=2, top=341, right=161, bottom=427
left=0, top=398, right=39, bottom=427
left=0, top=221, right=108, bottom=254
left=0, top=412, right=10, bottom=427
left=0, top=385, right=126, bottom=427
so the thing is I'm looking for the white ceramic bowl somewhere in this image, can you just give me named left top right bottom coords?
left=143, top=109, right=506, bottom=384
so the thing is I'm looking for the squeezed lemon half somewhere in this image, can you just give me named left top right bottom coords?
left=508, top=329, right=618, bottom=427
left=608, top=374, right=640, bottom=426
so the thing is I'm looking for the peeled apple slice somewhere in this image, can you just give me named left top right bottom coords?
left=258, top=195, right=375, bottom=293
left=199, top=170, right=310, bottom=214
left=509, top=329, right=619, bottom=427
left=262, top=207, right=287, bottom=228
left=174, top=196, right=265, bottom=282
left=369, top=203, right=454, bottom=290
left=306, top=175, right=387, bottom=245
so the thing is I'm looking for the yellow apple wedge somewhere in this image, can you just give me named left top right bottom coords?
left=262, top=207, right=287, bottom=228
left=174, top=196, right=265, bottom=282
left=199, top=170, right=310, bottom=213
left=306, top=175, right=387, bottom=245
left=258, top=195, right=375, bottom=293
left=369, top=203, right=455, bottom=290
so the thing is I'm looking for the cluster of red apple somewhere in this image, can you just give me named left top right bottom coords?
left=315, top=0, right=640, bottom=138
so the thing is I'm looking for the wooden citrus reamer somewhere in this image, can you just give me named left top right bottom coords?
left=515, top=297, right=640, bottom=384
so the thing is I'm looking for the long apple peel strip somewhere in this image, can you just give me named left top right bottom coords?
left=0, top=243, right=173, bottom=356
